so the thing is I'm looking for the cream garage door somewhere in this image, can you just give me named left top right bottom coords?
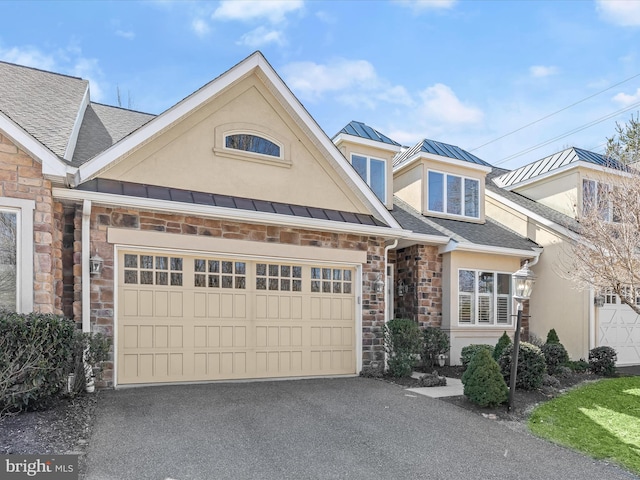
left=117, top=250, right=356, bottom=384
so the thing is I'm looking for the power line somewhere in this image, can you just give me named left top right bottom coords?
left=470, top=72, right=640, bottom=153
left=494, top=100, right=640, bottom=166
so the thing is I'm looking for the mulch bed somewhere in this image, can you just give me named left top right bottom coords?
left=384, top=365, right=602, bottom=424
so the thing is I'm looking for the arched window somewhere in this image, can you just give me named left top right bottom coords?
left=225, top=134, right=281, bottom=158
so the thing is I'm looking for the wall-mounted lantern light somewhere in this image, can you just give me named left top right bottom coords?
left=372, top=274, right=385, bottom=294
left=594, top=294, right=605, bottom=308
left=397, top=280, right=408, bottom=297
left=90, top=254, right=103, bottom=276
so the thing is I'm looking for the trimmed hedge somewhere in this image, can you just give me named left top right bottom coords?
left=498, top=342, right=547, bottom=390
left=461, top=344, right=494, bottom=369
left=383, top=319, right=422, bottom=377
left=541, top=342, right=569, bottom=375
left=0, top=311, right=76, bottom=413
left=422, top=327, right=450, bottom=368
left=589, top=346, right=617, bottom=376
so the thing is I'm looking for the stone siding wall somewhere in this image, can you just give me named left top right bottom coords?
left=0, top=132, right=59, bottom=314
left=393, top=244, right=443, bottom=328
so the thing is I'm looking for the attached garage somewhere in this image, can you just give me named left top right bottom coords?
left=598, top=294, right=640, bottom=366
left=116, top=248, right=358, bottom=384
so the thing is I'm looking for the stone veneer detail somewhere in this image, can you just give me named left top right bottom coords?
left=0, top=133, right=60, bottom=314
left=86, top=205, right=387, bottom=386
left=392, top=245, right=443, bottom=328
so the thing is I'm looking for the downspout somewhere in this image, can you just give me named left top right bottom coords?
left=81, top=200, right=91, bottom=333
left=382, top=239, right=398, bottom=372
left=384, top=239, right=398, bottom=325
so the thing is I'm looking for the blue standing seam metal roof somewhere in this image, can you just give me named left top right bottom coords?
left=494, top=147, right=629, bottom=188
left=393, top=138, right=493, bottom=169
left=335, top=121, right=401, bottom=147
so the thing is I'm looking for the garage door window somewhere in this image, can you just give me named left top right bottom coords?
left=311, top=267, right=352, bottom=294
left=256, top=263, right=302, bottom=291
left=194, top=259, right=246, bottom=289
left=124, top=254, right=183, bottom=286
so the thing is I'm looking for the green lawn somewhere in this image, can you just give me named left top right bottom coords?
left=529, top=376, right=640, bottom=475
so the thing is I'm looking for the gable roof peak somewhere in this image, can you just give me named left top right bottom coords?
left=393, top=137, right=492, bottom=169
left=335, top=120, right=401, bottom=147
left=493, top=145, right=629, bottom=189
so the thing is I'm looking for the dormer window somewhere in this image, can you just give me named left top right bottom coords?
left=352, top=154, right=386, bottom=203
left=225, top=134, right=281, bottom=158
left=428, top=170, right=479, bottom=219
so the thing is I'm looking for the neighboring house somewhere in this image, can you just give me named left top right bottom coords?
left=489, top=147, right=639, bottom=365
left=334, top=125, right=540, bottom=363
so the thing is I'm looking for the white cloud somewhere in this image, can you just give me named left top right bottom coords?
left=192, top=18, right=211, bottom=37
left=282, top=59, right=377, bottom=98
left=0, top=46, right=56, bottom=71
left=613, top=88, right=640, bottom=106
left=213, top=0, right=303, bottom=24
left=72, top=57, right=105, bottom=101
left=282, top=58, right=413, bottom=110
left=395, top=0, right=457, bottom=12
left=418, top=83, right=484, bottom=124
left=115, top=30, right=135, bottom=40
left=530, top=65, right=559, bottom=78
left=596, top=0, right=640, bottom=27
left=237, top=27, right=285, bottom=47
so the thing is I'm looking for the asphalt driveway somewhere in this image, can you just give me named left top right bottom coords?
left=85, top=377, right=636, bottom=480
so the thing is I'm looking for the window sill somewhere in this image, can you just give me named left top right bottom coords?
left=213, top=147, right=292, bottom=168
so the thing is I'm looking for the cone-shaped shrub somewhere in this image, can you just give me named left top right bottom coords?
left=460, top=344, right=494, bottom=369
left=461, top=348, right=508, bottom=407
left=493, top=331, right=512, bottom=361
left=546, top=328, right=560, bottom=344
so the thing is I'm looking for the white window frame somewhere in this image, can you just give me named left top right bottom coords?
left=427, top=169, right=480, bottom=219
left=582, top=179, right=614, bottom=221
left=351, top=154, right=387, bottom=203
left=0, top=197, right=34, bottom=313
left=458, top=269, right=512, bottom=326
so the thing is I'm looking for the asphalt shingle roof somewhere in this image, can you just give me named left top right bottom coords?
left=393, top=138, right=492, bottom=169
left=0, top=61, right=88, bottom=158
left=335, top=121, right=401, bottom=146
left=487, top=168, right=580, bottom=234
left=493, top=147, right=628, bottom=188
left=71, top=103, right=155, bottom=166
left=392, top=196, right=539, bottom=250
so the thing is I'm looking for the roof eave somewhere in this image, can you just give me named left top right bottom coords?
left=333, top=133, right=403, bottom=153
left=0, top=111, right=70, bottom=180
left=53, top=187, right=408, bottom=239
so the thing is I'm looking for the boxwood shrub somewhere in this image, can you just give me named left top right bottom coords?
left=383, top=318, right=422, bottom=378
left=498, top=342, right=547, bottom=390
left=0, top=311, right=76, bottom=413
left=589, top=346, right=617, bottom=376
left=541, top=342, right=569, bottom=375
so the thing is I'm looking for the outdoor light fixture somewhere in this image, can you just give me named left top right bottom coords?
left=373, top=274, right=385, bottom=294
left=397, top=280, right=408, bottom=297
left=594, top=294, right=605, bottom=308
left=89, top=254, right=103, bottom=276
left=508, top=261, right=536, bottom=412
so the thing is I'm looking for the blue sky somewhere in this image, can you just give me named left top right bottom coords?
left=2, top=0, right=640, bottom=170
